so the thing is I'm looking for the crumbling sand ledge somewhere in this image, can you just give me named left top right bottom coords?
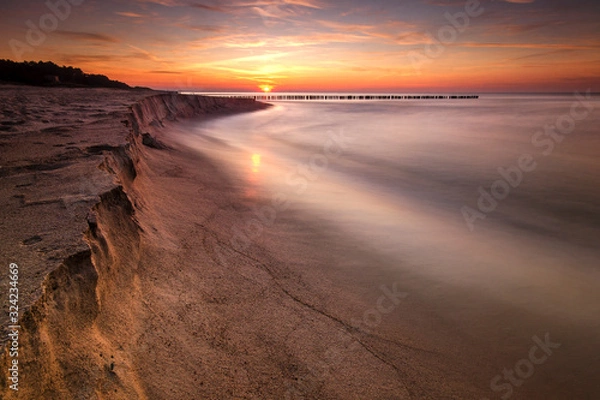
left=0, top=92, right=270, bottom=399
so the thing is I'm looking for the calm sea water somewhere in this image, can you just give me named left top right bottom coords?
left=175, top=94, right=600, bottom=323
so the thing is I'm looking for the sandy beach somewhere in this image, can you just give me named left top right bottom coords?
left=1, top=86, right=599, bottom=399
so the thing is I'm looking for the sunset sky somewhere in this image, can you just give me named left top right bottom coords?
left=1, top=0, right=599, bottom=92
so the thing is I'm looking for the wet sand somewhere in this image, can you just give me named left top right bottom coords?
left=1, top=86, right=599, bottom=399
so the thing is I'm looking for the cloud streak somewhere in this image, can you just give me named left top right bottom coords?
left=55, top=31, right=121, bottom=43
left=190, top=3, right=227, bottom=12
left=115, top=11, right=146, bottom=18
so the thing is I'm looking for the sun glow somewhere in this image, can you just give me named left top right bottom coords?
left=251, top=153, right=261, bottom=173
left=259, top=85, right=273, bottom=93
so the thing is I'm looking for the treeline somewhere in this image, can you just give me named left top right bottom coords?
left=0, top=60, right=131, bottom=89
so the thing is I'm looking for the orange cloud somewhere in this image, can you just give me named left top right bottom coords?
left=114, top=11, right=145, bottom=18
left=55, top=31, right=120, bottom=43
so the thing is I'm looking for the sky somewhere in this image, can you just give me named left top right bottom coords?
left=1, top=0, right=599, bottom=92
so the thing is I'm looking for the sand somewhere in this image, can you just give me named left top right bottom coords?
left=1, top=86, right=599, bottom=399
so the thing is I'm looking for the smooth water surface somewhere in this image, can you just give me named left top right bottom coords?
left=175, top=94, right=600, bottom=324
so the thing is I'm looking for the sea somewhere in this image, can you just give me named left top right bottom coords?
left=174, top=93, right=600, bottom=323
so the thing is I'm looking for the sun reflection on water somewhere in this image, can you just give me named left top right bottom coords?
left=251, top=153, right=261, bottom=173
left=245, top=153, right=262, bottom=198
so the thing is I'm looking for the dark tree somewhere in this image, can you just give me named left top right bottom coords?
left=0, top=59, right=131, bottom=89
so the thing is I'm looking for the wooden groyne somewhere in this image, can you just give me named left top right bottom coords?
left=250, top=94, right=478, bottom=101
left=182, top=93, right=479, bottom=101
